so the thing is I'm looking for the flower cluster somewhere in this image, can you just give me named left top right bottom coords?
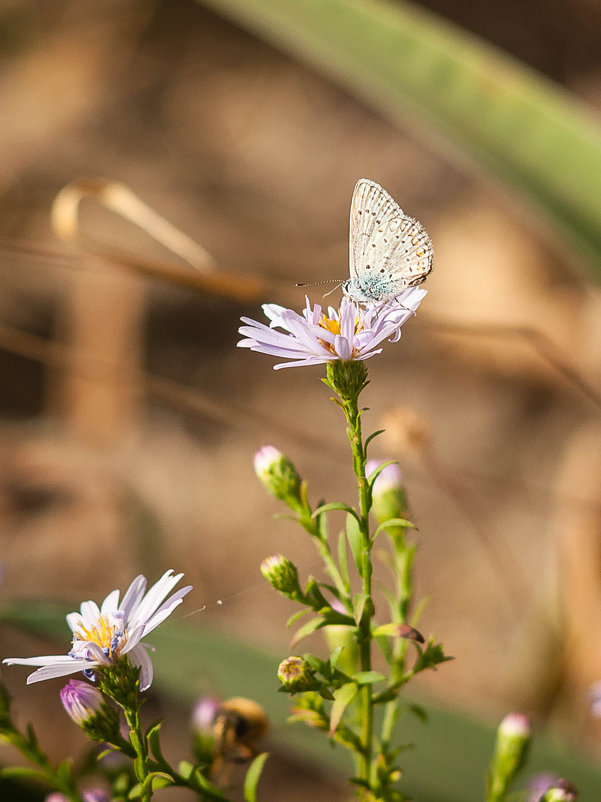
left=4, top=570, right=192, bottom=691
left=237, top=290, right=426, bottom=369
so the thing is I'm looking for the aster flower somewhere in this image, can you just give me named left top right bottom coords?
left=3, top=569, right=192, bottom=691
left=237, top=289, right=426, bottom=369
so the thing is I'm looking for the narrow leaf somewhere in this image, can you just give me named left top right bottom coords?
left=313, top=501, right=360, bottom=522
left=329, top=682, right=359, bottom=735
left=290, top=615, right=325, bottom=647
left=337, top=530, right=351, bottom=590
left=346, top=515, right=362, bottom=574
left=352, top=670, right=386, bottom=685
left=244, top=751, right=270, bottom=802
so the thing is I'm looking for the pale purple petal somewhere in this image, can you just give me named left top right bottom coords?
left=128, top=643, right=153, bottom=692
left=141, top=585, right=192, bottom=635
left=120, top=574, right=147, bottom=619
left=4, top=655, right=82, bottom=667
left=127, top=570, right=184, bottom=631
left=238, top=291, right=426, bottom=369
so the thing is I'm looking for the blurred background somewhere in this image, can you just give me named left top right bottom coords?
left=3, top=0, right=601, bottom=799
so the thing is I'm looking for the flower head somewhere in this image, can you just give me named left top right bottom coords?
left=4, top=570, right=192, bottom=691
left=60, top=679, right=106, bottom=726
left=260, top=554, right=302, bottom=598
left=238, top=290, right=426, bottom=369
left=277, top=656, right=317, bottom=692
left=254, top=445, right=302, bottom=504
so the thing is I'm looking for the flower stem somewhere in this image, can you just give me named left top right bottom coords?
left=327, top=361, right=375, bottom=796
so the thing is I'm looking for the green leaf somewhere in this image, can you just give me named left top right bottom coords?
left=367, top=458, right=397, bottom=486
left=372, top=518, right=416, bottom=541
left=352, top=670, right=386, bottom=685
left=198, top=0, right=601, bottom=275
left=328, top=645, right=345, bottom=671
left=146, top=720, right=164, bottom=763
left=313, top=501, right=360, bottom=522
left=192, top=768, right=233, bottom=800
left=178, top=760, right=194, bottom=780
left=352, top=592, right=371, bottom=625
left=329, top=682, right=359, bottom=735
left=244, top=751, right=270, bottom=802
left=286, top=608, right=311, bottom=628
left=290, top=615, right=326, bottom=647
left=346, top=515, right=362, bottom=574
left=373, top=622, right=424, bottom=643
left=337, top=530, right=351, bottom=590
left=149, top=772, right=175, bottom=790
left=364, top=429, right=385, bottom=453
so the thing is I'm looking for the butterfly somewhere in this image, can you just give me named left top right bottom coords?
left=342, top=178, right=433, bottom=305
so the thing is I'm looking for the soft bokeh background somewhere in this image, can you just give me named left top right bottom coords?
left=3, top=0, right=601, bottom=798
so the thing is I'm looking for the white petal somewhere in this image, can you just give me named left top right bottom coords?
left=128, top=643, right=153, bottom=691
left=128, top=570, right=183, bottom=630
left=79, top=600, right=101, bottom=628
left=120, top=575, right=148, bottom=620
left=26, top=659, right=95, bottom=684
left=141, top=585, right=192, bottom=635
left=66, top=612, right=82, bottom=633
left=3, top=655, right=77, bottom=666
left=101, top=588, right=121, bottom=615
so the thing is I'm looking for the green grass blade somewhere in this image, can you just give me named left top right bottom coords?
left=196, top=0, right=601, bottom=274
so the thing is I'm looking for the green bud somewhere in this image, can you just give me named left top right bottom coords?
left=487, top=713, right=531, bottom=802
left=366, top=460, right=407, bottom=524
left=277, top=656, right=317, bottom=692
left=260, top=554, right=302, bottom=598
left=254, top=446, right=302, bottom=507
left=325, top=360, right=368, bottom=400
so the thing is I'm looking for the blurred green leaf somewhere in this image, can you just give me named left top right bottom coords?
left=196, top=0, right=601, bottom=273
left=243, top=751, right=269, bottom=802
left=2, top=600, right=601, bottom=802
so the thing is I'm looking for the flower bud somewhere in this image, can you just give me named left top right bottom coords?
left=46, top=791, right=109, bottom=802
left=60, top=680, right=106, bottom=727
left=190, top=695, right=220, bottom=764
left=366, top=459, right=407, bottom=525
left=487, top=713, right=532, bottom=802
left=191, top=696, right=220, bottom=736
left=541, top=781, right=578, bottom=802
left=260, top=554, right=302, bottom=598
left=60, top=679, right=120, bottom=743
left=277, top=656, right=317, bottom=692
left=254, top=446, right=302, bottom=507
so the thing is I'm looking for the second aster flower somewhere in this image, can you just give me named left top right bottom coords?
left=4, top=570, right=192, bottom=691
left=237, top=291, right=426, bottom=369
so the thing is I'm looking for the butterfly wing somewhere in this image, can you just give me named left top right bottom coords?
left=348, top=179, right=433, bottom=302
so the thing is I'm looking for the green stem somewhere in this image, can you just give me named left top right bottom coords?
left=6, top=728, right=83, bottom=801
left=124, top=705, right=152, bottom=802
left=380, top=534, right=412, bottom=754
left=342, top=389, right=374, bottom=796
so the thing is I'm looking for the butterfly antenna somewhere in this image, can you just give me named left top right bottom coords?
left=295, top=278, right=345, bottom=288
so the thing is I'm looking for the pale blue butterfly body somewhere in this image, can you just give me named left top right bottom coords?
left=343, top=179, right=433, bottom=305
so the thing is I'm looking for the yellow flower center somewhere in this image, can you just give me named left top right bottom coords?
left=318, top=313, right=363, bottom=356
left=73, top=616, right=125, bottom=658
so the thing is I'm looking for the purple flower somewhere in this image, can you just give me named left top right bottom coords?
left=46, top=792, right=109, bottom=802
left=237, top=290, right=426, bottom=369
left=191, top=696, right=221, bottom=735
left=60, top=679, right=105, bottom=726
left=4, top=570, right=192, bottom=691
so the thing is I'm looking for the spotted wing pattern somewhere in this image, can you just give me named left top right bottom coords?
left=346, top=179, right=433, bottom=304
